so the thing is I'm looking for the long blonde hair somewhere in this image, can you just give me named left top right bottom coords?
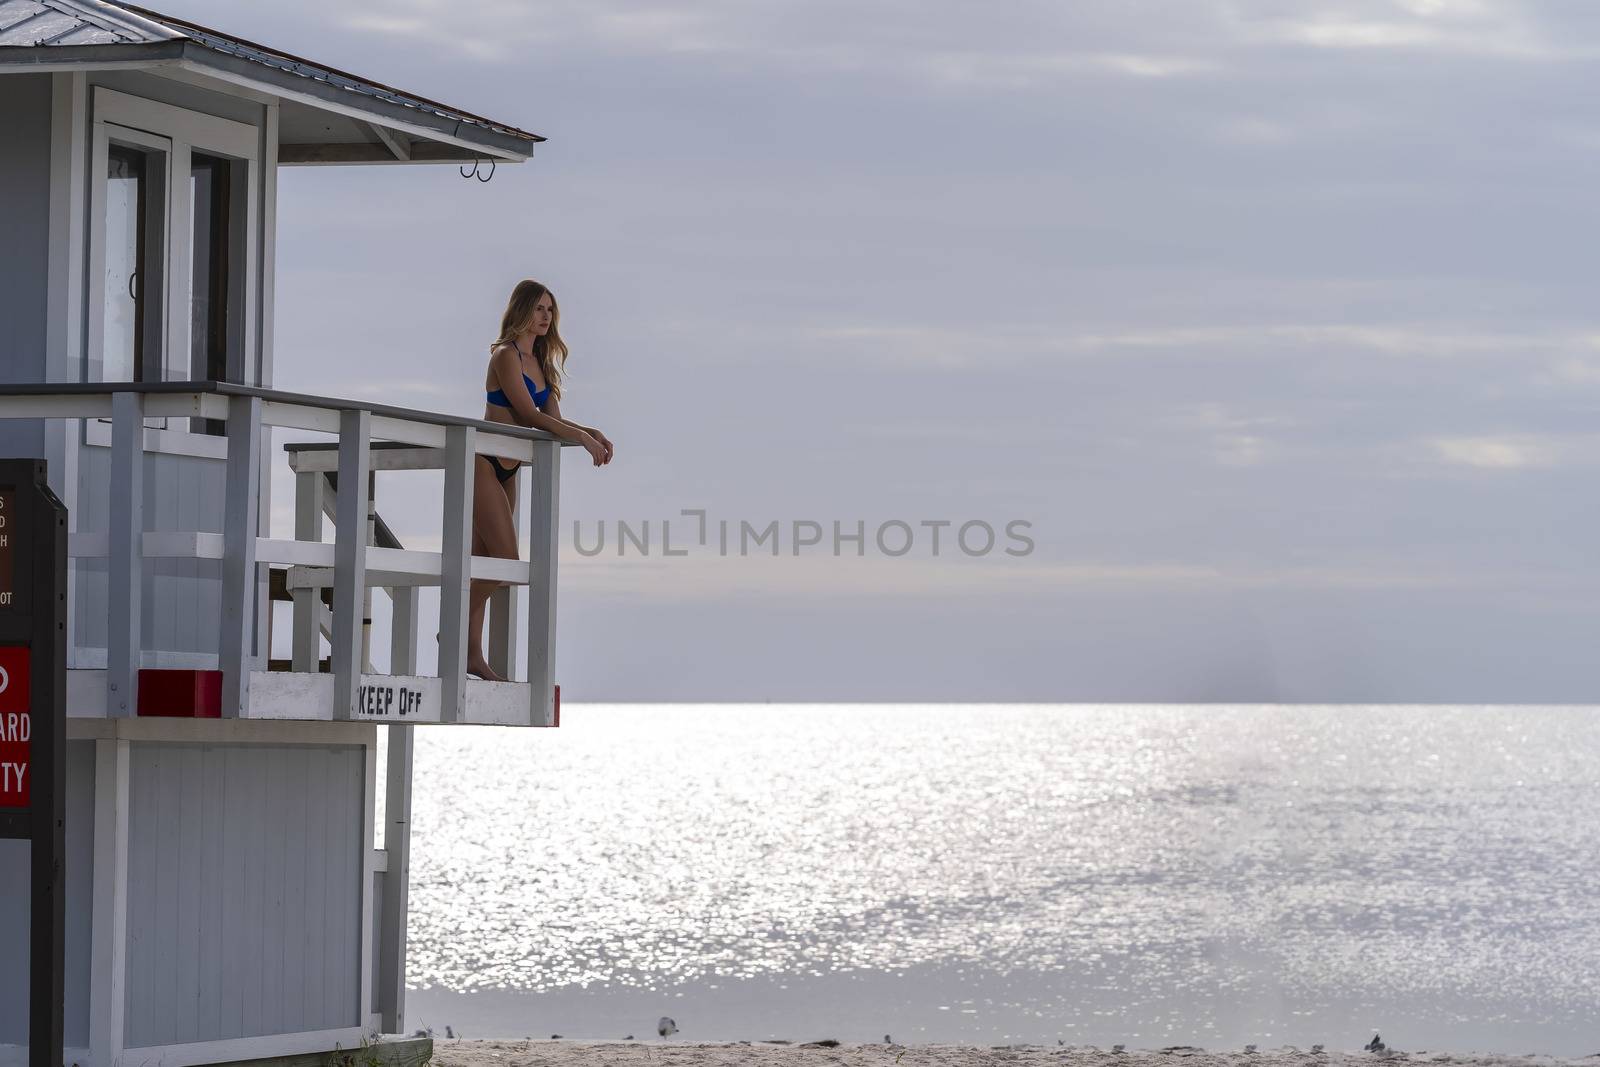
left=490, top=279, right=568, bottom=402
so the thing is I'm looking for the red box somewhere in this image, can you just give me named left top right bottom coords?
left=137, top=669, right=223, bottom=718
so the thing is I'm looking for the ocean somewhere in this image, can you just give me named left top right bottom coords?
left=396, top=705, right=1600, bottom=1054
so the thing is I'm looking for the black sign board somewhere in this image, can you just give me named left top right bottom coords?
left=0, top=459, right=67, bottom=1067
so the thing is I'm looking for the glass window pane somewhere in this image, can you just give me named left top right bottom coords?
left=102, top=146, right=144, bottom=382
left=190, top=154, right=231, bottom=384
left=190, top=153, right=234, bottom=434
left=190, top=157, right=212, bottom=378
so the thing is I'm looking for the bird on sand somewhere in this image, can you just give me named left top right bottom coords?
left=1365, top=1034, right=1386, bottom=1053
left=658, top=1017, right=678, bottom=1038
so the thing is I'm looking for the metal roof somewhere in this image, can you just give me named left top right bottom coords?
left=0, top=0, right=174, bottom=45
left=0, top=0, right=544, bottom=156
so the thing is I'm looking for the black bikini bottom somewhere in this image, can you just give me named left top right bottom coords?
left=481, top=453, right=519, bottom=484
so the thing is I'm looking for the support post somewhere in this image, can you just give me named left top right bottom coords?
left=377, top=721, right=414, bottom=1033
left=107, top=391, right=142, bottom=716
left=438, top=426, right=474, bottom=722
left=381, top=579, right=418, bottom=1032
left=220, top=395, right=261, bottom=716
left=526, top=440, right=560, bottom=726
left=291, top=471, right=325, bottom=671
left=331, top=409, right=370, bottom=719
left=88, top=739, right=130, bottom=1067
left=358, top=736, right=377, bottom=1032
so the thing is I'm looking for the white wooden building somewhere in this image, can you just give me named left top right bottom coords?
left=0, top=3, right=565, bottom=1065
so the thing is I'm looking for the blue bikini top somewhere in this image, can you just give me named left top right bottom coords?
left=487, top=370, right=549, bottom=410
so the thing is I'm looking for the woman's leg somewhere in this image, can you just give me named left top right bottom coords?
left=467, top=457, right=519, bottom=680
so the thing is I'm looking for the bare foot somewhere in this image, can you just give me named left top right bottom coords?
left=466, top=653, right=504, bottom=682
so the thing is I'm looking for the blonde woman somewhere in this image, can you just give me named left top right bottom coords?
left=470, top=279, right=613, bottom=681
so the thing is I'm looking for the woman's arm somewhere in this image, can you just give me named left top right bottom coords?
left=490, top=345, right=584, bottom=440
left=543, top=394, right=614, bottom=464
left=490, top=347, right=608, bottom=465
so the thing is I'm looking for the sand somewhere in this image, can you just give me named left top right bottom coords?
left=430, top=1039, right=1600, bottom=1067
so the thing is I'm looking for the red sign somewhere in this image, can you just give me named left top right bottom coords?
left=0, top=645, right=29, bottom=809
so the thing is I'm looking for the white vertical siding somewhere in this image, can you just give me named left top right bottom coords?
left=124, top=741, right=365, bottom=1047
left=0, top=742, right=98, bottom=1048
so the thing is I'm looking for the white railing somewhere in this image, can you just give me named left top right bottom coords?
left=0, top=382, right=568, bottom=726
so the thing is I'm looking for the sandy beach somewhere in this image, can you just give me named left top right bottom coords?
left=431, top=1040, right=1600, bottom=1067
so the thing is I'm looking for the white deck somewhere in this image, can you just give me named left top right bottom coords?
left=0, top=383, right=570, bottom=727
left=62, top=669, right=542, bottom=725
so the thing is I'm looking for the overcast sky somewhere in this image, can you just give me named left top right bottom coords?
left=166, top=0, right=1600, bottom=702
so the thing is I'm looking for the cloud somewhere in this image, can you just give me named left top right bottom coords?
left=910, top=50, right=1222, bottom=90
left=1094, top=53, right=1219, bottom=78
left=1426, top=434, right=1582, bottom=470
left=559, top=550, right=1557, bottom=602
left=336, top=1, right=1229, bottom=90
left=804, top=322, right=1600, bottom=369
left=1163, top=402, right=1295, bottom=468
left=1233, top=0, right=1575, bottom=59
left=334, top=0, right=1593, bottom=83
left=1538, top=355, right=1600, bottom=386
left=1069, top=324, right=1583, bottom=358
left=1213, top=116, right=1297, bottom=144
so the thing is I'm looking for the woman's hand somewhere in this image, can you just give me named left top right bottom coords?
left=587, top=427, right=615, bottom=464
left=577, top=432, right=608, bottom=467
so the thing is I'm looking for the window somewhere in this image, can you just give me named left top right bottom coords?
left=190, top=153, right=233, bottom=433
left=102, top=144, right=145, bottom=382
left=87, top=87, right=258, bottom=418
left=189, top=153, right=231, bottom=383
left=98, top=136, right=168, bottom=384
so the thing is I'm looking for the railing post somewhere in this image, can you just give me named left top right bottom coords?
left=331, top=409, right=370, bottom=720
left=106, top=391, right=142, bottom=718
left=362, top=469, right=376, bottom=672
left=390, top=586, right=418, bottom=677
left=291, top=471, right=325, bottom=671
left=220, top=395, right=261, bottom=717
left=526, top=440, right=560, bottom=726
left=377, top=719, right=413, bottom=1033
left=438, top=426, right=475, bottom=723
left=487, top=468, right=523, bottom=680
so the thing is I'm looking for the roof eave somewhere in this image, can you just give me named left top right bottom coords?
left=0, top=39, right=540, bottom=164
left=0, top=39, right=186, bottom=69
left=175, top=46, right=539, bottom=163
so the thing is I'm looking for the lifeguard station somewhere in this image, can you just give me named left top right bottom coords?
left=0, top=2, right=564, bottom=1065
